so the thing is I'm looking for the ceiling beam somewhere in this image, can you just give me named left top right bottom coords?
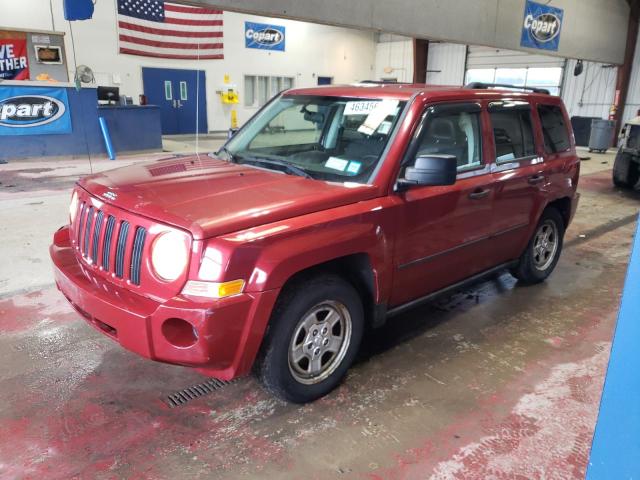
left=183, top=0, right=630, bottom=64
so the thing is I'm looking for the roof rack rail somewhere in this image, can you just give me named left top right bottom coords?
left=464, top=82, right=550, bottom=95
left=359, top=80, right=412, bottom=85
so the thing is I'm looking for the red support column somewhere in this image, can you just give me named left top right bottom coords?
left=613, top=3, right=639, bottom=134
left=413, top=38, right=429, bottom=84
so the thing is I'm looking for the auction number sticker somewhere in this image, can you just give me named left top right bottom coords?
left=344, top=101, right=380, bottom=116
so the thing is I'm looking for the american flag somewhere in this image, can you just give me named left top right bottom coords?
left=117, top=0, right=223, bottom=60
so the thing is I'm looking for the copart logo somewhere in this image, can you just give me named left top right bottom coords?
left=524, top=12, right=561, bottom=43
left=245, top=27, right=284, bottom=47
left=0, top=95, right=66, bottom=128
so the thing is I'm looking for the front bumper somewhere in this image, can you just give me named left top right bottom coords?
left=51, top=226, right=279, bottom=379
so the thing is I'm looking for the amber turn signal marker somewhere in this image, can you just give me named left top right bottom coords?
left=182, top=279, right=246, bottom=299
left=217, top=279, right=245, bottom=298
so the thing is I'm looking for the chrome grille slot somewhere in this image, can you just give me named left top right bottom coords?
left=83, top=206, right=94, bottom=257
left=130, top=227, right=147, bottom=285
left=102, top=215, right=116, bottom=271
left=91, top=211, right=104, bottom=264
left=76, top=202, right=86, bottom=246
left=115, top=221, right=130, bottom=279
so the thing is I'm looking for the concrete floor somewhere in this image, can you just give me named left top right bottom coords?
left=0, top=147, right=638, bottom=479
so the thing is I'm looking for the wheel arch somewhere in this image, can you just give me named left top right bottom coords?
left=546, top=196, right=573, bottom=228
left=274, top=253, right=382, bottom=331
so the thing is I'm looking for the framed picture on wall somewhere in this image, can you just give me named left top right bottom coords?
left=34, top=45, right=63, bottom=64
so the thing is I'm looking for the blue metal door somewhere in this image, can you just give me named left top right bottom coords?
left=142, top=67, right=208, bottom=135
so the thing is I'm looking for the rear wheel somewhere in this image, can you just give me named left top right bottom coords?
left=255, top=274, right=364, bottom=403
left=512, top=208, right=565, bottom=285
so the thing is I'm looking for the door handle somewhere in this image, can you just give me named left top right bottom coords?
left=468, top=188, right=490, bottom=200
left=528, top=175, right=545, bottom=185
left=172, top=100, right=177, bottom=108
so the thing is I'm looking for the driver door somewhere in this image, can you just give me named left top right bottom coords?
left=390, top=102, right=496, bottom=307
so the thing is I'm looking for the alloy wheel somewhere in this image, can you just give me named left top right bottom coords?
left=532, top=219, right=559, bottom=271
left=288, top=300, right=352, bottom=385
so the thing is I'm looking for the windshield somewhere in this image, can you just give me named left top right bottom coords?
left=220, top=95, right=406, bottom=183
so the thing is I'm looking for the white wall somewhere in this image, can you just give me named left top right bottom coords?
left=374, top=39, right=413, bottom=82
left=562, top=60, right=617, bottom=119
left=0, top=0, right=376, bottom=131
left=426, top=42, right=466, bottom=86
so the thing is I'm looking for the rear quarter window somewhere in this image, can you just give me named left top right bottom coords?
left=538, top=104, right=571, bottom=153
left=489, top=107, right=535, bottom=163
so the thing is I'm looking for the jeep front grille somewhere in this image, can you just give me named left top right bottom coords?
left=73, top=201, right=147, bottom=286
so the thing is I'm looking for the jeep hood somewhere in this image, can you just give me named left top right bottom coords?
left=78, top=155, right=379, bottom=239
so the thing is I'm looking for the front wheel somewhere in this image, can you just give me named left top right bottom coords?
left=255, top=274, right=364, bottom=403
left=512, top=208, right=565, bottom=285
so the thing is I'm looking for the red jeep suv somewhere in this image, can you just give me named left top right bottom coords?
left=51, top=82, right=580, bottom=402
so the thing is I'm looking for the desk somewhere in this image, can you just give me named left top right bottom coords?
left=0, top=83, right=162, bottom=161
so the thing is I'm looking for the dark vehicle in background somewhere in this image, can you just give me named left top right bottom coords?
left=613, top=116, right=640, bottom=189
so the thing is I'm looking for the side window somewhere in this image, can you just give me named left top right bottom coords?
left=489, top=106, right=536, bottom=162
left=414, top=111, right=482, bottom=171
left=538, top=104, right=571, bottom=153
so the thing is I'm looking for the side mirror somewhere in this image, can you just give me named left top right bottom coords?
left=399, top=154, right=457, bottom=189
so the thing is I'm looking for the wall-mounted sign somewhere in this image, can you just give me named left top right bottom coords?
left=520, top=0, right=563, bottom=52
left=245, top=21, right=285, bottom=51
left=32, top=34, right=51, bottom=44
left=0, top=37, right=30, bottom=80
left=0, top=87, right=72, bottom=136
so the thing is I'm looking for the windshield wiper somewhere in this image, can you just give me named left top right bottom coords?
left=239, top=157, right=313, bottom=179
left=213, top=146, right=241, bottom=163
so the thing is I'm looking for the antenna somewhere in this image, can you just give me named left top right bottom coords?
left=195, top=42, right=201, bottom=161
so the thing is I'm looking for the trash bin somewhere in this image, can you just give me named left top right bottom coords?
left=589, top=119, right=615, bottom=153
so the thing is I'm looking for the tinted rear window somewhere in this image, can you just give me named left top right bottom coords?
left=490, top=109, right=535, bottom=162
left=538, top=105, right=571, bottom=153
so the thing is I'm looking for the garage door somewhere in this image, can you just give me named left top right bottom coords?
left=465, top=46, right=565, bottom=95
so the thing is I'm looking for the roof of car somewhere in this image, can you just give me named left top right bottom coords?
left=284, top=83, right=557, bottom=102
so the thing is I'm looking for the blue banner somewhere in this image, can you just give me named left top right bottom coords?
left=245, top=21, right=285, bottom=51
left=520, top=0, right=563, bottom=52
left=0, top=86, right=72, bottom=136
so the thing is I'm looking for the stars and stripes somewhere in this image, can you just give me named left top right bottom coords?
left=117, top=0, right=224, bottom=60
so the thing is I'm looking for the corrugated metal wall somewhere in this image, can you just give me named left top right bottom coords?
left=562, top=59, right=617, bottom=120
left=426, top=42, right=467, bottom=85
left=623, top=29, right=640, bottom=122
left=374, top=38, right=414, bottom=82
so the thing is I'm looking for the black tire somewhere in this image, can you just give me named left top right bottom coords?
left=512, top=208, right=565, bottom=285
left=255, top=274, right=364, bottom=403
left=612, top=151, right=636, bottom=188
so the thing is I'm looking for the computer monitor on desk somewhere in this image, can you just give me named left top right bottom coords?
left=98, top=86, right=120, bottom=105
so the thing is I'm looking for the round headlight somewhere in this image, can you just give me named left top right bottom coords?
left=69, top=191, right=79, bottom=223
left=151, top=232, right=189, bottom=281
